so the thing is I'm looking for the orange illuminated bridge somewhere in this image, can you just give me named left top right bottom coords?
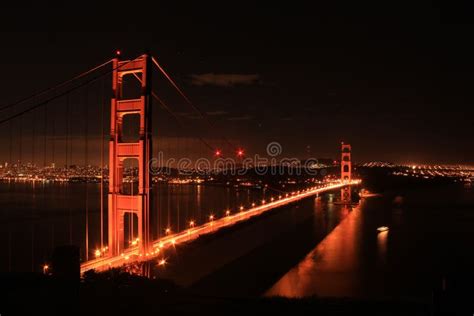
left=81, top=179, right=360, bottom=273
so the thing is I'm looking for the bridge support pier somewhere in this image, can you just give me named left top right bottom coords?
left=341, top=142, right=352, bottom=203
left=108, top=54, right=152, bottom=256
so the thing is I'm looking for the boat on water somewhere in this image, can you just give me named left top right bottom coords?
left=359, top=188, right=381, bottom=198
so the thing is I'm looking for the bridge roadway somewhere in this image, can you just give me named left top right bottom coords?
left=80, top=180, right=360, bottom=273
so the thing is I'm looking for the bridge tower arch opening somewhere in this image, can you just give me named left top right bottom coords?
left=341, top=142, right=352, bottom=203
left=108, top=54, right=152, bottom=256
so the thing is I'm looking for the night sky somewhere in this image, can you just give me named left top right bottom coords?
left=0, top=2, right=473, bottom=164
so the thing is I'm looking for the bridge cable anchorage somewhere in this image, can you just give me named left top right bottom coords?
left=0, top=59, right=113, bottom=113
left=151, top=56, right=238, bottom=153
left=0, top=56, right=141, bottom=126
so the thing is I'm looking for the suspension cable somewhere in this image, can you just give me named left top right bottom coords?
left=151, top=56, right=236, bottom=150
left=132, top=71, right=221, bottom=154
left=0, top=56, right=140, bottom=126
left=0, top=59, right=113, bottom=113
left=151, top=91, right=214, bottom=151
left=151, top=57, right=196, bottom=113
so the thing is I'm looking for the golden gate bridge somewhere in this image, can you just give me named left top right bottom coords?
left=0, top=52, right=359, bottom=274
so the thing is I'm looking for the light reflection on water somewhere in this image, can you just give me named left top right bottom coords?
left=266, top=185, right=474, bottom=302
left=377, top=230, right=388, bottom=265
left=154, top=193, right=350, bottom=296
left=266, top=204, right=362, bottom=298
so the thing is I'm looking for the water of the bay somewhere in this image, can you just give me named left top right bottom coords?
left=0, top=181, right=270, bottom=272
left=266, top=183, right=474, bottom=303
left=2, top=180, right=473, bottom=306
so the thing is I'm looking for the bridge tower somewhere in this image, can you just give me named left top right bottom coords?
left=341, top=142, right=351, bottom=203
left=108, top=54, right=152, bottom=256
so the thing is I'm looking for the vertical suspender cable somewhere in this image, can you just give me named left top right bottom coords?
left=42, top=103, right=47, bottom=263
left=40, top=103, right=47, bottom=271
left=51, top=102, right=55, bottom=252
left=7, top=108, right=12, bottom=272
left=84, top=88, right=89, bottom=261
left=8, top=224, right=11, bottom=272
left=131, top=165, right=134, bottom=244
left=19, top=114, right=33, bottom=271
left=152, top=92, right=160, bottom=241
left=0, top=59, right=113, bottom=114
left=0, top=57, right=129, bottom=267
left=176, top=132, right=180, bottom=232
left=19, top=116, right=22, bottom=165
left=100, top=79, right=105, bottom=252
left=52, top=103, right=55, bottom=166
left=43, top=104, right=47, bottom=168
left=32, top=109, right=35, bottom=170
left=9, top=108, right=12, bottom=163
left=66, top=94, right=72, bottom=244
left=31, top=107, right=37, bottom=269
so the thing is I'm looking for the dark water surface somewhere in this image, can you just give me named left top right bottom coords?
left=146, top=183, right=474, bottom=303
left=265, top=184, right=474, bottom=302
left=2, top=180, right=473, bottom=305
left=144, top=191, right=349, bottom=296
left=0, top=182, right=269, bottom=272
